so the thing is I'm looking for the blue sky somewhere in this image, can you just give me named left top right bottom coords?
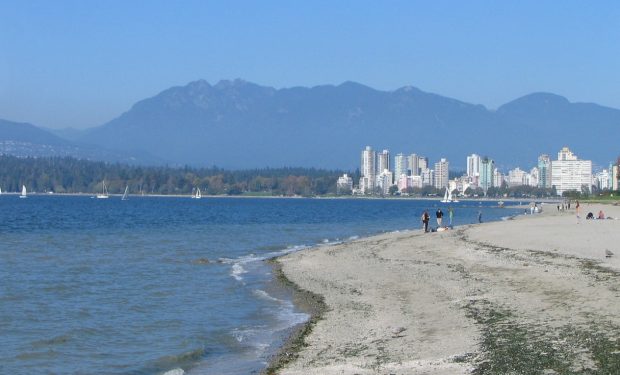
left=1, top=1, right=619, bottom=129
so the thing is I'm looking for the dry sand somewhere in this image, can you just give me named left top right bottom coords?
left=272, top=203, right=620, bottom=374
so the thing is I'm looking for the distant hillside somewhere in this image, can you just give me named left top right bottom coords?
left=0, top=119, right=161, bottom=164
left=76, top=80, right=620, bottom=169
left=6, top=80, right=620, bottom=169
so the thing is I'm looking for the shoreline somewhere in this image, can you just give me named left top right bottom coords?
left=269, top=204, right=620, bottom=374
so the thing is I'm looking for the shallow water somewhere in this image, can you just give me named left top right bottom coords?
left=0, top=195, right=519, bottom=374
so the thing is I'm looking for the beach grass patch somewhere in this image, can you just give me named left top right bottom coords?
left=465, top=300, right=620, bottom=374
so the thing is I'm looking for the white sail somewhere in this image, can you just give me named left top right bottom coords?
left=20, top=185, right=27, bottom=198
left=193, top=187, right=202, bottom=199
left=96, top=180, right=109, bottom=199
left=122, top=185, right=129, bottom=200
left=440, top=187, right=450, bottom=203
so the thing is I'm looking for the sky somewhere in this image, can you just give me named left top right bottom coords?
left=1, top=0, right=619, bottom=129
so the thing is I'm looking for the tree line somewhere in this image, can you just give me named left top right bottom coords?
left=0, top=155, right=348, bottom=196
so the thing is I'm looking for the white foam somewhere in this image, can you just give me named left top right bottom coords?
left=231, top=263, right=247, bottom=281
left=162, top=369, right=184, bottom=375
left=348, top=235, right=359, bottom=240
left=253, top=289, right=282, bottom=303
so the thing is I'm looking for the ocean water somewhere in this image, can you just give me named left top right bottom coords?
left=0, top=196, right=521, bottom=374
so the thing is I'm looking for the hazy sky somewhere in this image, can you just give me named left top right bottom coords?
left=1, top=1, right=619, bottom=129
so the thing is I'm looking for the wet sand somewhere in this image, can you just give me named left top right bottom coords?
left=271, top=203, right=620, bottom=374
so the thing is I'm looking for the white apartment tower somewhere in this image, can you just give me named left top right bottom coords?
left=434, top=158, right=449, bottom=189
left=336, top=174, right=353, bottom=194
left=408, top=154, right=420, bottom=176
left=360, top=146, right=376, bottom=194
left=551, top=147, right=592, bottom=195
left=467, top=154, right=481, bottom=178
left=394, top=153, right=408, bottom=180
left=418, top=157, right=429, bottom=174
left=377, top=150, right=390, bottom=175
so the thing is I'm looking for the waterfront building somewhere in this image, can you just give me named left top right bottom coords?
left=467, top=154, right=481, bottom=178
left=528, top=167, right=539, bottom=187
left=408, top=154, right=420, bottom=176
left=410, top=175, right=423, bottom=189
left=537, top=154, right=552, bottom=188
left=376, top=169, right=394, bottom=195
left=418, top=157, right=428, bottom=174
left=493, top=168, right=505, bottom=188
left=394, top=153, right=408, bottom=179
left=336, top=174, right=353, bottom=194
left=397, top=174, right=410, bottom=192
left=595, top=170, right=610, bottom=190
left=508, top=168, right=527, bottom=187
left=434, top=158, right=449, bottom=189
left=479, top=157, right=495, bottom=193
left=360, top=146, right=376, bottom=193
left=612, top=164, right=619, bottom=191
left=421, top=168, right=434, bottom=187
left=551, top=147, right=592, bottom=195
left=377, top=150, right=390, bottom=176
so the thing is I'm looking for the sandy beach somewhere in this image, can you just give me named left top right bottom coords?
left=271, top=203, right=620, bottom=374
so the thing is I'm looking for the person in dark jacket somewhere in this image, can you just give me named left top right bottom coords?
left=421, top=210, right=430, bottom=233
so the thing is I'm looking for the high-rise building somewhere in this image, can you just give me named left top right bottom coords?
left=421, top=168, right=434, bottom=187
left=336, top=174, right=353, bottom=194
left=528, top=167, right=539, bottom=187
left=377, top=150, right=390, bottom=175
left=508, top=168, right=527, bottom=187
left=408, top=154, right=420, bottom=176
left=434, top=158, right=449, bottom=189
left=376, top=169, right=394, bottom=195
left=596, top=170, right=610, bottom=190
left=537, top=154, right=552, bottom=188
left=609, top=164, right=620, bottom=191
left=467, top=154, right=481, bottom=178
left=493, top=168, right=504, bottom=188
left=418, top=157, right=428, bottom=173
left=551, top=147, right=592, bottom=195
left=479, top=158, right=495, bottom=193
left=394, top=153, right=408, bottom=180
left=360, top=146, right=376, bottom=194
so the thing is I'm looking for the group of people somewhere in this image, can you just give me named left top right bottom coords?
left=421, top=207, right=457, bottom=233
left=586, top=209, right=607, bottom=220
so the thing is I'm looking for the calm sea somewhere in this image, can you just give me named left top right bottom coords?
left=0, top=195, right=521, bottom=374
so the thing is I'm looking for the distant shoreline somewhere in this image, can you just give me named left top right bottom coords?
left=2, top=191, right=565, bottom=203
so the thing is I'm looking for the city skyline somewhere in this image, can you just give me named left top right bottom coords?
left=353, top=145, right=617, bottom=196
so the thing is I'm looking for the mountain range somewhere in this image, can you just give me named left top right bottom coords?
left=1, top=79, right=618, bottom=170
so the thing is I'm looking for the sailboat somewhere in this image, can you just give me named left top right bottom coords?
left=19, top=185, right=28, bottom=199
left=192, top=187, right=202, bottom=199
left=440, top=187, right=459, bottom=203
left=121, top=185, right=129, bottom=200
left=96, top=180, right=109, bottom=199
left=440, top=187, right=450, bottom=203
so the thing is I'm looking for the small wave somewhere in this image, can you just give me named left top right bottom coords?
left=348, top=235, right=359, bottom=240
left=162, top=369, right=185, bottom=375
left=253, top=289, right=283, bottom=303
left=322, top=238, right=329, bottom=243
left=153, top=348, right=204, bottom=374
left=231, top=263, right=247, bottom=281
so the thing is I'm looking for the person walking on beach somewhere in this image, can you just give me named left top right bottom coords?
left=478, top=210, right=482, bottom=223
left=575, top=200, right=580, bottom=223
left=436, top=209, right=443, bottom=227
left=448, top=207, right=454, bottom=226
left=421, top=210, right=430, bottom=233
